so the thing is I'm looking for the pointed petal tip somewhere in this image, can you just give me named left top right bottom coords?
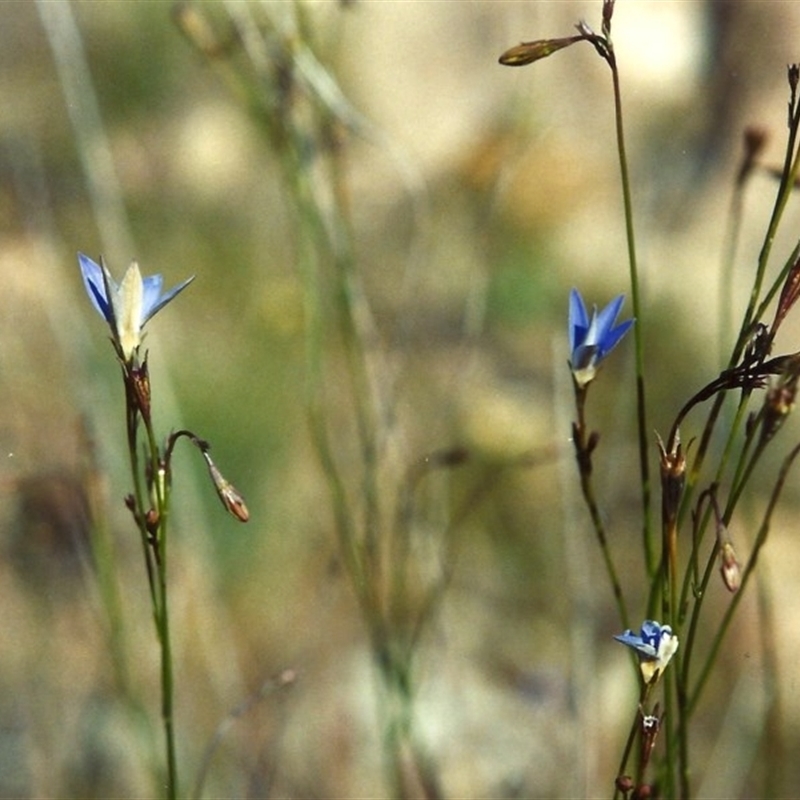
left=78, top=252, right=113, bottom=321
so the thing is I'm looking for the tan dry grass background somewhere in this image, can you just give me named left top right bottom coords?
left=2, top=1, right=800, bottom=797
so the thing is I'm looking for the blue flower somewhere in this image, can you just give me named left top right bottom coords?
left=615, top=620, right=679, bottom=683
left=568, top=288, right=634, bottom=387
left=79, top=253, right=194, bottom=360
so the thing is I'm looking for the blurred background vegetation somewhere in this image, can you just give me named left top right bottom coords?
left=3, top=1, right=800, bottom=797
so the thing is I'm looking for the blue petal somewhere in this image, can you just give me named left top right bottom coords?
left=140, top=273, right=165, bottom=322
left=640, top=620, right=670, bottom=648
left=614, top=629, right=640, bottom=646
left=614, top=623, right=661, bottom=659
left=595, top=294, right=626, bottom=339
left=568, top=288, right=589, bottom=355
left=78, top=252, right=113, bottom=322
left=593, top=294, right=634, bottom=358
left=623, top=640, right=658, bottom=659
left=141, top=274, right=195, bottom=325
left=599, top=317, right=635, bottom=359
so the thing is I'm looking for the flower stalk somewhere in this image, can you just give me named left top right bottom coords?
left=568, top=288, right=634, bottom=629
left=79, top=254, right=247, bottom=798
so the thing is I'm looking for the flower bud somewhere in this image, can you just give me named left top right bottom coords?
left=615, top=775, right=634, bottom=794
left=145, top=507, right=160, bottom=534
left=129, top=358, right=152, bottom=421
left=760, top=373, right=798, bottom=444
left=499, top=35, right=584, bottom=66
left=202, top=452, right=249, bottom=522
left=711, top=512, right=742, bottom=593
left=656, top=431, right=686, bottom=526
left=771, top=256, right=800, bottom=338
left=719, top=541, right=741, bottom=593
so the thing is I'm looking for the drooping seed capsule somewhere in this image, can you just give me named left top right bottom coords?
left=202, top=451, right=249, bottom=522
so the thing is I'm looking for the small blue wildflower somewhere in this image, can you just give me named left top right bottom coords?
left=615, top=620, right=679, bottom=683
left=79, top=253, right=194, bottom=360
left=568, top=288, right=634, bottom=387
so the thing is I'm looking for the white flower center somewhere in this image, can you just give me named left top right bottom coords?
left=116, top=262, right=144, bottom=359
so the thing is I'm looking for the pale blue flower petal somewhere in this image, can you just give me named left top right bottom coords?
left=141, top=274, right=195, bottom=325
left=140, top=273, right=165, bottom=321
left=78, top=252, right=114, bottom=322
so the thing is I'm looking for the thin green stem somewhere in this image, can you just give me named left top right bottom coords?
left=676, top=393, right=751, bottom=628
left=125, top=377, right=159, bottom=612
left=607, top=48, right=652, bottom=577
left=688, top=440, right=800, bottom=716
left=150, top=438, right=177, bottom=800
left=572, top=383, right=630, bottom=629
left=740, top=98, right=800, bottom=342
left=675, top=652, right=690, bottom=800
left=121, top=359, right=178, bottom=799
left=661, top=665, right=676, bottom=799
left=613, top=681, right=650, bottom=796
left=159, top=582, right=177, bottom=800
left=680, top=76, right=800, bottom=526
